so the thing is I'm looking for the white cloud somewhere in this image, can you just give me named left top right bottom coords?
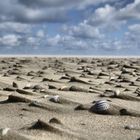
left=0, top=22, right=31, bottom=33
left=36, top=30, right=45, bottom=38
left=88, top=4, right=126, bottom=28
left=87, top=0, right=140, bottom=29
left=125, top=24, right=140, bottom=48
left=27, top=37, right=36, bottom=44
left=46, top=34, right=61, bottom=47
left=18, top=0, right=118, bottom=9
left=0, top=34, right=20, bottom=47
left=95, top=4, right=115, bottom=19
left=0, top=0, right=67, bottom=23
left=0, top=0, right=139, bottom=54
left=128, top=24, right=140, bottom=33
left=0, top=0, right=131, bottom=23
left=100, top=40, right=130, bottom=51
left=116, top=0, right=140, bottom=21
left=46, top=34, right=94, bottom=50
left=62, top=21, right=103, bottom=39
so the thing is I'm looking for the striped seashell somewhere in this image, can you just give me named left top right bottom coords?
left=94, top=100, right=110, bottom=112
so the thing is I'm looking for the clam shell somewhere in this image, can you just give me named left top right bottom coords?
left=94, top=100, right=110, bottom=112
left=0, top=128, right=10, bottom=136
left=50, top=95, right=60, bottom=103
left=114, top=89, right=120, bottom=96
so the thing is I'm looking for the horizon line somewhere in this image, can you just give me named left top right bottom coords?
left=0, top=54, right=140, bottom=58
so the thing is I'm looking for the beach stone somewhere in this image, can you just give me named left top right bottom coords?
left=27, top=71, right=36, bottom=76
left=32, top=85, right=43, bottom=90
left=42, top=66, right=48, bottom=70
left=49, top=118, right=62, bottom=124
left=3, top=87, right=17, bottom=91
left=12, top=82, right=18, bottom=88
left=48, top=84, right=57, bottom=89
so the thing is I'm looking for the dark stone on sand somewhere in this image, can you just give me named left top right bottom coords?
left=69, top=86, right=88, bottom=92
left=98, top=72, right=109, bottom=76
left=42, top=66, right=48, bottom=70
left=16, top=89, right=35, bottom=95
left=27, top=71, right=36, bottom=76
left=32, top=85, right=43, bottom=90
left=7, top=94, right=32, bottom=103
left=48, top=84, right=58, bottom=89
left=3, top=86, right=17, bottom=91
left=29, top=119, right=61, bottom=134
left=75, top=104, right=90, bottom=110
left=69, top=76, right=91, bottom=85
left=42, top=78, right=54, bottom=82
left=12, top=82, right=18, bottom=88
left=49, top=118, right=62, bottom=124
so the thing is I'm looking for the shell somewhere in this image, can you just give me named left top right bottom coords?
left=50, top=95, right=60, bottom=103
left=94, top=100, right=110, bottom=112
left=43, top=95, right=49, bottom=98
left=23, top=83, right=33, bottom=89
left=125, top=125, right=134, bottom=130
left=0, top=128, right=10, bottom=136
left=114, top=89, right=120, bottom=97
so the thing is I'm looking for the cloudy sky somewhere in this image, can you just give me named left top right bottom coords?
left=0, top=0, right=140, bottom=55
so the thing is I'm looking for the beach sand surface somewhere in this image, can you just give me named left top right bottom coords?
left=0, top=57, right=140, bottom=140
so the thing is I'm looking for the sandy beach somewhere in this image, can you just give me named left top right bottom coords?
left=0, top=57, right=140, bottom=140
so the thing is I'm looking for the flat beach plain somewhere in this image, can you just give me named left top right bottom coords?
left=0, top=56, right=140, bottom=140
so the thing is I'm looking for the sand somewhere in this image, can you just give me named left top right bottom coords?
left=0, top=57, right=140, bottom=140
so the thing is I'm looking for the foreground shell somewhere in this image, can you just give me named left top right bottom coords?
left=93, top=100, right=110, bottom=112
